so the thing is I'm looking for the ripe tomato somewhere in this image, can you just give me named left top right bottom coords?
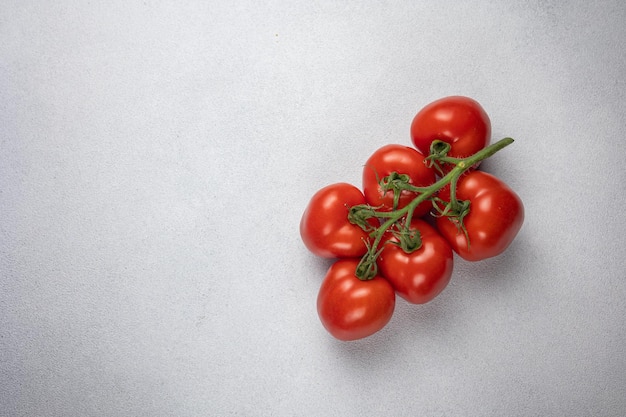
left=300, top=183, right=373, bottom=258
left=410, top=96, right=491, bottom=167
left=317, top=259, right=395, bottom=341
left=362, top=144, right=436, bottom=216
left=436, top=171, right=524, bottom=261
left=378, top=219, right=453, bottom=304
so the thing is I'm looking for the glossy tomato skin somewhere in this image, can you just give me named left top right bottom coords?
left=362, top=144, right=436, bottom=216
left=378, top=219, right=453, bottom=304
left=410, top=96, right=491, bottom=166
left=300, top=183, right=373, bottom=258
left=317, top=259, right=395, bottom=341
left=436, top=171, right=524, bottom=261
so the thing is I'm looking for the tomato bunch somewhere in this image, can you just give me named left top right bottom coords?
left=300, top=96, right=524, bottom=341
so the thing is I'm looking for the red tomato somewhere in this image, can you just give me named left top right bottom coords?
left=436, top=171, right=524, bottom=261
left=410, top=96, right=491, bottom=167
left=317, top=259, right=395, bottom=341
left=300, top=183, right=373, bottom=258
left=362, top=144, right=436, bottom=216
left=378, top=219, right=453, bottom=304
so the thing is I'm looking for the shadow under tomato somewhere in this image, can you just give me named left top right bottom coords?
left=457, top=229, right=535, bottom=289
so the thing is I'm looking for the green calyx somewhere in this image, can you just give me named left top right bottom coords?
left=380, top=171, right=412, bottom=210
left=348, top=137, right=514, bottom=280
left=392, top=223, right=423, bottom=253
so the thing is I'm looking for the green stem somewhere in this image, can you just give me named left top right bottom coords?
left=449, top=175, right=460, bottom=213
left=355, top=137, right=514, bottom=280
left=403, top=204, right=416, bottom=230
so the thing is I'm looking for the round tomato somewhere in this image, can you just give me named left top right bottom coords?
left=362, top=144, right=436, bottom=216
left=317, top=259, right=395, bottom=341
left=435, top=171, right=524, bottom=261
left=300, top=183, right=373, bottom=258
left=410, top=96, right=491, bottom=168
left=378, top=219, right=453, bottom=304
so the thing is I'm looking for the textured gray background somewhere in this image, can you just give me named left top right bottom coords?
left=2, top=1, right=626, bottom=416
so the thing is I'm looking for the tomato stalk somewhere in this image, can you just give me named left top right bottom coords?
left=349, top=137, right=515, bottom=280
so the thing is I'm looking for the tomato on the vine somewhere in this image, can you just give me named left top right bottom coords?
left=436, top=171, right=524, bottom=261
left=362, top=144, right=435, bottom=216
left=378, top=219, right=453, bottom=304
left=300, top=183, right=374, bottom=258
left=317, top=259, right=395, bottom=341
left=410, top=96, right=491, bottom=169
left=299, top=92, right=523, bottom=342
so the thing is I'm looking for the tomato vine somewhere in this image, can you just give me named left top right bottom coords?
left=348, top=137, right=515, bottom=280
left=300, top=95, right=525, bottom=341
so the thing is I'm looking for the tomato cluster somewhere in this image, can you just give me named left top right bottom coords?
left=300, top=96, right=524, bottom=341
